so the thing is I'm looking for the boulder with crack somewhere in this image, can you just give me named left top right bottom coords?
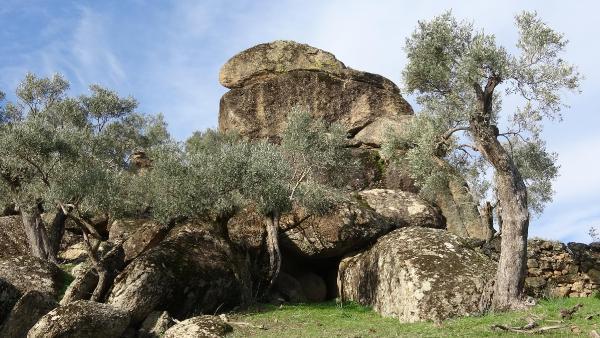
left=107, top=224, right=251, bottom=324
left=280, top=189, right=444, bottom=259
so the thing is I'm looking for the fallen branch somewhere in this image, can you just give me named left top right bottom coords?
left=491, top=318, right=566, bottom=334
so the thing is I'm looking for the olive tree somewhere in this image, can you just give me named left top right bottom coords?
left=141, top=108, right=352, bottom=288
left=387, top=11, right=580, bottom=310
left=0, top=73, right=168, bottom=277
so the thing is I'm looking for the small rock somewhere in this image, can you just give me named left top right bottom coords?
left=163, top=315, right=232, bottom=338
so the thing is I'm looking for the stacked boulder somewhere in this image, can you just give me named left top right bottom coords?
left=218, top=40, right=496, bottom=321
left=218, top=40, right=489, bottom=241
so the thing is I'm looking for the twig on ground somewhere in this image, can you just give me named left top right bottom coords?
left=491, top=318, right=566, bottom=334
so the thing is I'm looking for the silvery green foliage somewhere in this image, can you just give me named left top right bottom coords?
left=140, top=132, right=253, bottom=224
left=0, top=73, right=169, bottom=216
left=141, top=108, right=351, bottom=224
left=385, top=11, right=579, bottom=216
left=281, top=107, right=353, bottom=212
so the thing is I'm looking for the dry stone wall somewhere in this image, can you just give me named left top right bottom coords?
left=525, top=240, right=599, bottom=298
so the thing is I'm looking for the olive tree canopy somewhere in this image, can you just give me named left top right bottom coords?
left=384, top=11, right=581, bottom=310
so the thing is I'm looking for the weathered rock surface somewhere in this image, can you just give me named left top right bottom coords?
left=138, top=311, right=175, bottom=338
left=57, top=242, right=87, bottom=262
left=0, top=290, right=57, bottom=338
left=0, top=256, right=63, bottom=306
left=107, top=225, right=250, bottom=324
left=121, top=220, right=171, bottom=262
left=526, top=240, right=599, bottom=297
left=0, top=216, right=29, bottom=259
left=353, top=116, right=411, bottom=148
left=219, top=40, right=412, bottom=142
left=338, top=227, right=495, bottom=322
left=434, top=178, right=489, bottom=240
left=280, top=189, right=443, bottom=259
left=358, top=189, right=444, bottom=229
left=27, top=300, right=129, bottom=338
left=163, top=315, right=232, bottom=338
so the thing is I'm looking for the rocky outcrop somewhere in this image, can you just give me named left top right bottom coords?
left=219, top=40, right=412, bottom=143
left=338, top=227, right=495, bottom=322
left=107, top=224, right=251, bottom=324
left=217, top=40, right=492, bottom=240
left=229, top=189, right=443, bottom=260
left=0, top=290, right=57, bottom=338
left=27, top=300, right=129, bottom=338
left=0, top=216, right=29, bottom=259
left=281, top=189, right=443, bottom=259
left=163, top=315, right=232, bottom=338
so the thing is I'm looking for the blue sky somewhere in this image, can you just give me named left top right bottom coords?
left=1, top=0, right=598, bottom=243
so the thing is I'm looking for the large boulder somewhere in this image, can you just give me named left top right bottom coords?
left=0, top=290, right=57, bottom=338
left=280, top=189, right=443, bottom=259
left=164, top=315, right=232, bottom=338
left=218, top=40, right=412, bottom=142
left=0, top=255, right=63, bottom=321
left=338, top=227, right=495, bottom=322
left=27, top=300, right=129, bottom=338
left=0, top=256, right=63, bottom=297
left=121, top=220, right=172, bottom=262
left=107, top=224, right=251, bottom=324
left=0, top=216, right=29, bottom=259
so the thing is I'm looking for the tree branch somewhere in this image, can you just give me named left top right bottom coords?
left=442, top=126, right=470, bottom=141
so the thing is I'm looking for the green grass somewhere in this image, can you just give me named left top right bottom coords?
left=57, top=263, right=76, bottom=300
left=227, top=298, right=600, bottom=337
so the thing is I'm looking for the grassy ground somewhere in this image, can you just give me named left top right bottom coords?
left=228, top=297, right=600, bottom=337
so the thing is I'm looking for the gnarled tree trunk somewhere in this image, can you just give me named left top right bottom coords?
left=472, top=77, right=529, bottom=310
left=265, top=211, right=281, bottom=288
left=20, top=205, right=56, bottom=262
left=48, top=208, right=67, bottom=259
